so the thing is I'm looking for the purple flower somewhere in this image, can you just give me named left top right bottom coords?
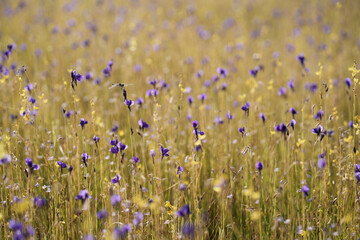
left=118, top=142, right=128, bottom=152
left=348, top=121, right=354, bottom=128
left=311, top=125, right=320, bottom=135
left=356, top=172, right=360, bottom=182
left=275, top=123, right=289, bottom=139
left=290, top=108, right=298, bottom=117
left=296, top=53, right=305, bottom=67
left=150, top=149, right=156, bottom=158
left=28, top=96, right=36, bottom=104
left=113, top=225, right=131, bottom=239
left=241, top=102, right=250, bottom=116
left=111, top=124, right=119, bottom=132
left=238, top=127, right=245, bottom=137
left=34, top=196, right=47, bottom=208
left=314, top=110, right=324, bottom=120
left=204, top=79, right=212, bottom=87
left=345, top=78, right=352, bottom=88
left=256, top=161, right=263, bottom=171
left=226, top=113, right=233, bottom=120
left=249, top=66, right=260, bottom=78
left=176, top=204, right=191, bottom=217
left=75, top=189, right=89, bottom=201
left=64, top=110, right=74, bottom=118
left=177, top=166, right=184, bottom=175
left=214, top=116, right=224, bottom=125
left=96, top=209, right=108, bottom=219
left=81, top=153, right=88, bottom=167
left=318, top=158, right=326, bottom=169
left=93, top=136, right=100, bottom=146
left=0, top=155, right=11, bottom=165
left=71, top=70, right=83, bottom=89
left=179, top=183, right=187, bottom=191
left=80, top=118, right=88, bottom=129
left=111, top=174, right=121, bottom=184
left=278, top=87, right=286, bottom=96
left=9, top=219, right=23, bottom=231
left=217, top=67, right=229, bottom=78
left=149, top=79, right=157, bottom=88
left=25, top=83, right=33, bottom=93
left=290, top=119, right=296, bottom=130
left=133, top=212, right=144, bottom=225
left=196, top=70, right=203, bottom=78
left=124, top=99, right=134, bottom=112
left=138, top=119, right=149, bottom=131
left=111, top=194, right=122, bottom=206
left=85, top=72, right=93, bottom=80
left=198, top=93, right=207, bottom=103
left=182, top=223, right=195, bottom=237
left=305, top=83, right=318, bottom=93
left=135, top=97, right=144, bottom=106
left=132, top=156, right=140, bottom=163
left=160, top=146, right=169, bottom=159
left=221, top=82, right=227, bottom=90
left=57, top=161, right=67, bottom=169
left=355, top=164, right=360, bottom=173
left=259, top=113, right=266, bottom=123
left=187, top=96, right=194, bottom=106
left=25, top=158, right=40, bottom=172
left=159, top=80, right=168, bottom=89
left=302, top=185, right=310, bottom=196
left=288, top=80, right=295, bottom=92
left=69, top=165, right=73, bottom=174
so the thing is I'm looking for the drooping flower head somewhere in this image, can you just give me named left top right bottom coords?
left=345, top=77, right=352, bottom=88
left=177, top=166, right=184, bottom=175
left=81, top=153, right=89, bottom=167
left=290, top=108, right=298, bottom=118
left=259, top=112, right=266, bottom=123
left=290, top=119, right=296, bottom=130
left=124, top=99, right=134, bottom=112
left=238, top=127, right=245, bottom=137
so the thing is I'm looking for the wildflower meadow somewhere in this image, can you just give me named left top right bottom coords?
left=1, top=0, right=360, bottom=239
